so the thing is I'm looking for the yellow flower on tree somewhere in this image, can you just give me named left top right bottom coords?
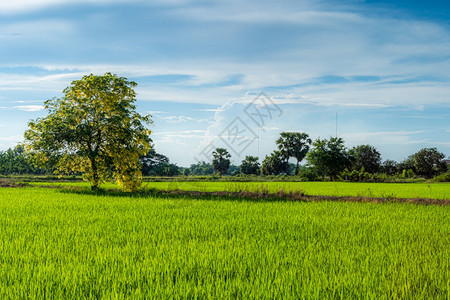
left=24, top=73, right=152, bottom=192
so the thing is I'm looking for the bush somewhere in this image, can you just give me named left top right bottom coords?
left=402, top=169, right=415, bottom=179
left=339, top=168, right=374, bottom=182
left=297, top=167, right=321, bottom=181
left=432, top=172, right=450, bottom=182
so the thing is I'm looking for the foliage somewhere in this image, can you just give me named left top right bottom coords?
left=261, top=151, right=285, bottom=175
left=24, top=73, right=152, bottom=192
left=398, top=155, right=416, bottom=174
left=307, top=137, right=352, bottom=180
left=276, top=132, right=311, bottom=175
left=432, top=172, right=450, bottom=182
left=140, top=148, right=180, bottom=176
left=413, top=148, right=446, bottom=178
left=380, top=159, right=398, bottom=175
left=140, top=148, right=169, bottom=174
left=296, top=166, right=321, bottom=181
left=0, top=145, right=48, bottom=175
left=212, top=148, right=231, bottom=175
left=187, top=161, right=214, bottom=175
left=226, top=164, right=240, bottom=176
left=339, top=168, right=375, bottom=182
left=240, top=156, right=260, bottom=175
left=402, top=169, right=416, bottom=179
left=350, top=144, right=381, bottom=173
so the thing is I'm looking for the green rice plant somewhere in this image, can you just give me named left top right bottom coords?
left=137, top=181, right=450, bottom=200
left=0, top=186, right=449, bottom=298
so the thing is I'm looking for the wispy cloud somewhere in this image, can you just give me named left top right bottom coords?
left=0, top=0, right=156, bottom=15
left=153, top=129, right=206, bottom=137
left=158, top=115, right=212, bottom=124
left=1, top=0, right=450, bottom=164
left=192, top=108, right=223, bottom=112
left=14, top=105, right=45, bottom=112
left=0, top=135, right=23, bottom=149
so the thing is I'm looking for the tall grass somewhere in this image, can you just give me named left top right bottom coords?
left=0, top=186, right=449, bottom=298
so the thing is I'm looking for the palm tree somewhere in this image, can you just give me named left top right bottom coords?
left=276, top=132, right=312, bottom=175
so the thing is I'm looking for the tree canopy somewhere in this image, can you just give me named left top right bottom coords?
left=140, top=148, right=180, bottom=177
left=350, top=144, right=381, bottom=174
left=0, top=145, right=45, bottom=175
left=212, top=148, right=231, bottom=175
left=261, top=151, right=285, bottom=175
left=276, top=132, right=311, bottom=175
left=307, top=137, right=352, bottom=180
left=413, top=148, right=446, bottom=178
left=24, top=73, right=152, bottom=191
left=240, top=156, right=260, bottom=175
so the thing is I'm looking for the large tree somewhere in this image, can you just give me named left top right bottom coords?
left=413, top=148, right=446, bottom=178
left=0, top=145, right=43, bottom=175
left=24, top=73, right=152, bottom=191
left=380, top=159, right=398, bottom=175
left=307, top=137, right=352, bottom=180
left=276, top=132, right=311, bottom=175
left=261, top=151, right=285, bottom=175
left=350, top=144, right=381, bottom=174
left=140, top=148, right=180, bottom=177
left=188, top=161, right=214, bottom=175
left=212, top=148, right=231, bottom=175
left=240, top=155, right=260, bottom=175
left=398, top=155, right=416, bottom=174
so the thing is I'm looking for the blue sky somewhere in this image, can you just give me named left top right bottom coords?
left=1, top=0, right=449, bottom=167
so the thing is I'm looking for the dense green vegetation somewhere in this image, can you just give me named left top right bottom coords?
left=0, top=185, right=449, bottom=298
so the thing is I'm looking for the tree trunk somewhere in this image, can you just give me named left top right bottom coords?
left=90, top=157, right=99, bottom=190
left=285, top=158, right=290, bottom=175
left=295, top=160, right=299, bottom=176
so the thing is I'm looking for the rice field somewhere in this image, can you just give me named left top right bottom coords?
left=33, top=181, right=450, bottom=200
left=151, top=181, right=450, bottom=200
left=0, top=184, right=449, bottom=298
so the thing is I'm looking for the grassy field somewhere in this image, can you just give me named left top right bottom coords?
left=148, top=181, right=450, bottom=200
left=31, top=181, right=450, bottom=200
left=0, top=184, right=449, bottom=298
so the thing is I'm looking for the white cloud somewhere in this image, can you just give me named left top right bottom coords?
left=342, top=131, right=427, bottom=148
left=192, top=108, right=223, bottom=112
left=0, top=0, right=152, bottom=15
left=158, top=115, right=212, bottom=124
left=0, top=135, right=23, bottom=149
left=147, top=110, right=167, bottom=114
left=14, top=105, right=45, bottom=112
left=0, top=19, right=75, bottom=42
left=0, top=0, right=201, bottom=16
left=153, top=130, right=206, bottom=137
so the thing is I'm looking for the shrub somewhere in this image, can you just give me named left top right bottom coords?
left=432, top=172, right=450, bottom=182
left=402, top=169, right=415, bottom=179
left=339, top=168, right=374, bottom=182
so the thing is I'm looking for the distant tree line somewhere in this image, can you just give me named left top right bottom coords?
left=12, top=72, right=448, bottom=191
left=1, top=131, right=449, bottom=182
left=178, top=132, right=449, bottom=181
left=0, top=145, right=48, bottom=175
